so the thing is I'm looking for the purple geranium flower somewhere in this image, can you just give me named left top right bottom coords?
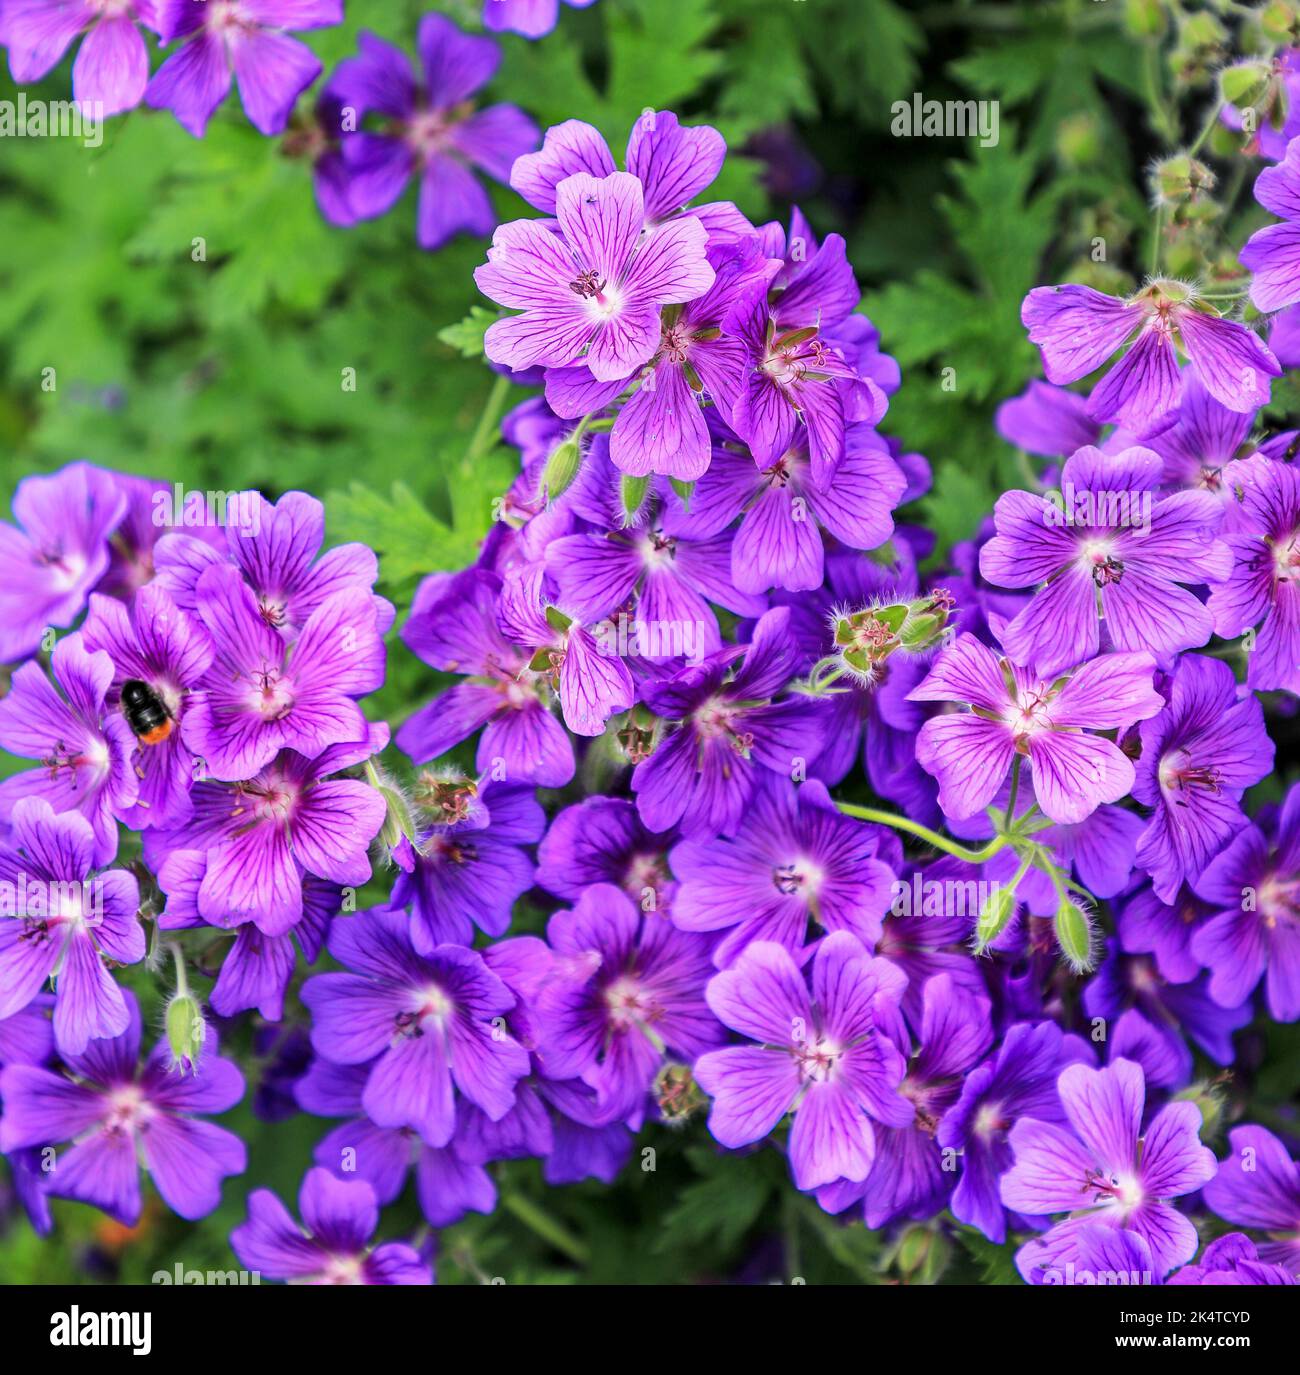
left=147, top=727, right=387, bottom=936
left=324, top=16, right=538, bottom=249
left=939, top=1019, right=1089, bottom=1243
left=1208, top=456, right=1300, bottom=695
left=1117, top=883, right=1214, bottom=986
left=631, top=607, right=826, bottom=837
left=1190, top=782, right=1300, bottom=1021
left=669, top=775, right=896, bottom=968
left=664, top=426, right=908, bottom=595
left=482, top=0, right=596, bottom=40
left=1000, top=1058, right=1216, bottom=1277
left=535, top=883, right=722, bottom=1123
left=180, top=564, right=384, bottom=781
left=1169, top=1232, right=1297, bottom=1285
left=693, top=933, right=911, bottom=1192
left=907, top=632, right=1164, bottom=825
left=154, top=490, right=392, bottom=642
left=0, top=462, right=126, bottom=665
left=0, top=993, right=245, bottom=1225
left=995, top=380, right=1101, bottom=458
left=0, top=799, right=143, bottom=1056
left=819, top=973, right=993, bottom=1229
left=536, top=796, right=677, bottom=913
left=1202, top=1125, right=1300, bottom=1275
left=476, top=170, right=715, bottom=382
left=231, top=1166, right=432, bottom=1284
left=0, top=0, right=159, bottom=117
left=390, top=780, right=542, bottom=950
left=396, top=567, right=575, bottom=787
left=1241, top=138, right=1300, bottom=313
left=981, top=444, right=1231, bottom=676
left=81, top=584, right=214, bottom=830
left=1021, top=281, right=1279, bottom=432
left=1083, top=940, right=1252, bottom=1081
left=0, top=635, right=138, bottom=866
left=300, top=906, right=530, bottom=1146
left=145, top=0, right=342, bottom=138
left=1131, top=654, right=1273, bottom=903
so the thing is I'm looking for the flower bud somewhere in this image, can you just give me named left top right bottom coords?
left=541, top=436, right=581, bottom=500
left=1261, top=0, right=1300, bottom=43
left=974, top=884, right=1017, bottom=955
left=620, top=473, right=650, bottom=522
left=1151, top=154, right=1216, bottom=206
left=165, top=991, right=207, bottom=1076
left=654, top=1063, right=705, bottom=1124
left=1124, top=0, right=1164, bottom=38
left=1220, top=60, right=1272, bottom=112
left=412, top=770, right=477, bottom=827
left=1053, top=894, right=1096, bottom=973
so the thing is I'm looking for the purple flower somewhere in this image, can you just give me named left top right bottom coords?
left=631, top=608, right=827, bottom=837
left=0, top=993, right=245, bottom=1225
left=534, top=883, right=723, bottom=1123
left=536, top=796, right=677, bottom=912
left=159, top=869, right=339, bottom=1021
left=180, top=564, right=384, bottom=781
left=1021, top=281, right=1279, bottom=432
left=324, top=17, right=538, bottom=249
left=154, top=490, right=392, bottom=641
left=1207, top=456, right=1300, bottom=695
left=1202, top=1125, right=1300, bottom=1275
left=980, top=445, right=1231, bottom=676
left=390, top=780, right=542, bottom=950
left=0, top=798, right=143, bottom=1056
left=148, top=728, right=387, bottom=936
left=995, top=380, right=1100, bottom=458
left=497, top=563, right=635, bottom=736
left=541, top=515, right=767, bottom=665
left=1169, top=1232, right=1297, bottom=1285
left=1242, top=138, right=1300, bottom=313
left=300, top=906, right=530, bottom=1146
left=231, top=1166, right=432, bottom=1284
left=81, top=584, right=214, bottom=830
left=1117, top=883, right=1214, bottom=986
left=548, top=243, right=777, bottom=482
left=511, top=108, right=743, bottom=237
left=0, top=462, right=126, bottom=665
left=482, top=0, right=596, bottom=40
left=663, top=427, right=908, bottom=595
left=0, top=0, right=159, bottom=117
left=669, top=775, right=896, bottom=968
left=938, top=1019, right=1088, bottom=1243
left=1083, top=941, right=1252, bottom=1080
left=693, top=933, right=910, bottom=1192
left=476, top=170, right=715, bottom=382
left=145, top=0, right=342, bottom=138
left=396, top=567, right=575, bottom=786
left=1190, top=783, right=1300, bottom=1021
left=725, top=270, right=886, bottom=490
left=0, top=635, right=138, bottom=866
left=820, top=973, right=993, bottom=1228
left=1000, top=1058, right=1216, bottom=1277
left=94, top=472, right=226, bottom=601
left=1131, top=654, right=1273, bottom=903
left=907, top=633, right=1164, bottom=825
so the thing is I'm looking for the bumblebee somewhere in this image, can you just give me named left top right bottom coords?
left=120, top=679, right=173, bottom=745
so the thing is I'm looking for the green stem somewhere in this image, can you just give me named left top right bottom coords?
left=836, top=803, right=1009, bottom=865
left=1186, top=96, right=1226, bottom=157
left=501, top=1190, right=590, bottom=1266
left=1005, top=757, right=1021, bottom=828
left=463, top=373, right=511, bottom=466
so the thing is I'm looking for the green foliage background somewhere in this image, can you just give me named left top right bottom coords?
left=1, top=0, right=1295, bottom=1285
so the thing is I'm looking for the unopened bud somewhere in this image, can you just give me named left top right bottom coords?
left=655, top=1063, right=705, bottom=1124
left=974, top=884, right=1017, bottom=954
left=1151, top=154, right=1216, bottom=206
left=1220, top=61, right=1271, bottom=112
left=1054, top=894, right=1096, bottom=973
left=541, top=437, right=581, bottom=500
left=620, top=473, right=650, bottom=522
left=166, top=992, right=206, bottom=1076
left=1124, top=0, right=1164, bottom=38
left=1261, top=0, right=1300, bottom=43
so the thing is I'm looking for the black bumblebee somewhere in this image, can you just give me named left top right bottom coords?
left=120, top=679, right=173, bottom=746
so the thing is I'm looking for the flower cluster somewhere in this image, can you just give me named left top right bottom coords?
left=4, top=28, right=1300, bottom=1292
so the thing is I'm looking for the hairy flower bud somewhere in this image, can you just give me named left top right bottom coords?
left=1151, top=154, right=1217, bottom=206
left=166, top=991, right=207, bottom=1076
left=541, top=436, right=581, bottom=500
left=655, top=1063, right=705, bottom=1124
left=1053, top=894, right=1096, bottom=973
